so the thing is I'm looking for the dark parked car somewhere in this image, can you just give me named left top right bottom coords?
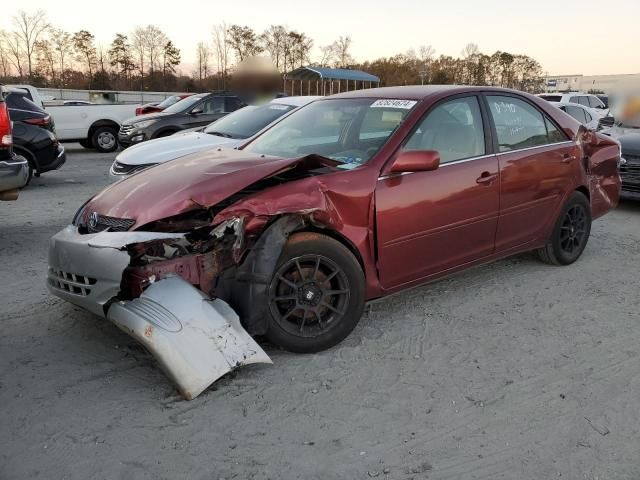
left=118, top=92, right=247, bottom=147
left=600, top=122, right=640, bottom=199
left=618, top=133, right=640, bottom=200
left=7, top=88, right=65, bottom=183
left=0, top=85, right=29, bottom=199
left=135, top=93, right=193, bottom=116
left=48, top=86, right=622, bottom=399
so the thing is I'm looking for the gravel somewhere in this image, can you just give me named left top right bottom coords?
left=1, top=144, right=639, bottom=479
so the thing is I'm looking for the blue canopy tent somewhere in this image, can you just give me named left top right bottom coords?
left=284, top=66, right=381, bottom=96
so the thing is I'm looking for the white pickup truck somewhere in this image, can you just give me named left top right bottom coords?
left=10, top=85, right=139, bottom=152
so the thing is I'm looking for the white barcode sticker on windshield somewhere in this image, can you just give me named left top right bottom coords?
left=370, top=99, right=417, bottom=109
left=269, top=104, right=290, bottom=110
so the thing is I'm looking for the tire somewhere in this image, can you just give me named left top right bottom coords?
left=91, top=126, right=118, bottom=153
left=265, top=232, right=365, bottom=353
left=537, top=191, right=592, bottom=265
left=79, top=138, right=93, bottom=149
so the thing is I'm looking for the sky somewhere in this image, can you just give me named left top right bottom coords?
left=2, top=0, right=639, bottom=76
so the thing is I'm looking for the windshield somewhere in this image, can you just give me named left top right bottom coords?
left=244, top=98, right=416, bottom=167
left=163, top=94, right=206, bottom=114
left=157, top=95, right=188, bottom=109
left=204, top=103, right=295, bottom=139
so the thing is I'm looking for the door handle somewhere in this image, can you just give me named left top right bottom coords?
left=476, top=171, right=498, bottom=184
left=562, top=153, right=577, bottom=163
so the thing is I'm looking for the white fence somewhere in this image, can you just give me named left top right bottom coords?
left=38, top=88, right=188, bottom=104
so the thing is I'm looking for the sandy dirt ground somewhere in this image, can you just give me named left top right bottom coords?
left=1, top=144, right=639, bottom=480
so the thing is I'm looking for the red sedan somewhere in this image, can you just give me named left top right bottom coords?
left=48, top=86, right=621, bottom=397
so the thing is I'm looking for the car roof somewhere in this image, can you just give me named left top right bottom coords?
left=269, top=96, right=322, bottom=107
left=328, top=85, right=529, bottom=100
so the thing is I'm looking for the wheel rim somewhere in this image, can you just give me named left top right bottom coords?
left=97, top=131, right=115, bottom=150
left=559, top=204, right=587, bottom=255
left=268, top=254, right=350, bottom=338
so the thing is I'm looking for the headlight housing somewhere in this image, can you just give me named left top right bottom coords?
left=132, top=119, right=157, bottom=129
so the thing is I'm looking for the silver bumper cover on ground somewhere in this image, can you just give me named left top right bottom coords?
left=47, top=226, right=271, bottom=399
left=109, top=276, right=271, bottom=400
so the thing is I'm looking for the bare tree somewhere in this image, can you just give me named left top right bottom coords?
left=50, top=28, right=74, bottom=85
left=418, top=45, right=436, bottom=63
left=318, top=44, right=335, bottom=67
left=332, top=36, right=353, bottom=68
left=461, top=43, right=480, bottom=59
left=143, top=25, right=168, bottom=74
left=131, top=27, right=147, bottom=88
left=1, top=30, right=24, bottom=77
left=261, top=25, right=287, bottom=71
left=11, top=10, right=49, bottom=79
left=195, top=41, right=210, bottom=87
left=35, top=39, right=56, bottom=82
left=212, top=23, right=230, bottom=87
left=0, top=31, right=13, bottom=77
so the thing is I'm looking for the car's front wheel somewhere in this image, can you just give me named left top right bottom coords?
left=91, top=127, right=118, bottom=153
left=265, top=232, right=365, bottom=353
left=537, top=191, right=592, bottom=265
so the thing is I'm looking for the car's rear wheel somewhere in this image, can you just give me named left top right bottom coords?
left=537, top=191, right=591, bottom=265
left=92, top=127, right=118, bottom=153
left=265, top=232, right=365, bottom=353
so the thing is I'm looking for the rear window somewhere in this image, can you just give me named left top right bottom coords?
left=539, top=95, right=562, bottom=102
left=163, top=94, right=207, bottom=113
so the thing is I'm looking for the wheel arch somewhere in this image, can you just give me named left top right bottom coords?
left=575, top=185, right=590, bottom=201
left=12, top=145, right=39, bottom=173
left=293, top=224, right=366, bottom=274
left=88, top=119, right=119, bottom=139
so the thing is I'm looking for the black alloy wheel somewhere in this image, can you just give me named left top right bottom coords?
left=269, top=254, right=350, bottom=338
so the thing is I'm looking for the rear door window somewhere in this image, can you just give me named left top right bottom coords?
left=405, top=96, right=485, bottom=163
left=578, top=96, right=590, bottom=107
left=200, top=97, right=225, bottom=114
left=487, top=95, right=561, bottom=152
left=587, top=96, right=603, bottom=109
left=565, top=105, right=587, bottom=124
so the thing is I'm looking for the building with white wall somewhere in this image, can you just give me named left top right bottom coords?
left=544, top=73, right=640, bottom=93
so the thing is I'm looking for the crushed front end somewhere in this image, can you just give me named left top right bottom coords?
left=47, top=217, right=272, bottom=400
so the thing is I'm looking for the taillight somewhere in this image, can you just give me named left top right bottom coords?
left=0, top=102, right=11, bottom=146
left=135, top=107, right=143, bottom=116
left=24, top=115, right=50, bottom=126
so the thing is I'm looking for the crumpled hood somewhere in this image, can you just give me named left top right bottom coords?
left=115, top=132, right=240, bottom=166
left=85, top=148, right=336, bottom=229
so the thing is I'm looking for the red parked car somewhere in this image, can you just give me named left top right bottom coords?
left=48, top=86, right=621, bottom=397
left=135, top=93, right=194, bottom=116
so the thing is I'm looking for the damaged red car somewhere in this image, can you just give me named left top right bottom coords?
left=47, top=86, right=621, bottom=399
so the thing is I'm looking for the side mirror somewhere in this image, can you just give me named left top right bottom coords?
left=390, top=150, right=440, bottom=173
left=190, top=107, right=203, bottom=115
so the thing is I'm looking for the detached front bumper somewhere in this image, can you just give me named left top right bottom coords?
left=47, top=225, right=271, bottom=399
